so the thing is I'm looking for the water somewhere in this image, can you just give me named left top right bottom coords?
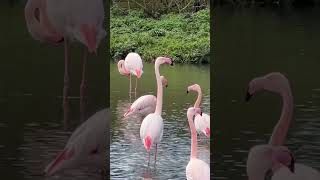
left=0, top=4, right=108, bottom=180
left=110, top=63, right=210, bottom=179
left=214, top=7, right=320, bottom=179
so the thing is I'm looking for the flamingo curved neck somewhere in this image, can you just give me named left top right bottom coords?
left=154, top=62, right=163, bottom=115
left=269, top=89, right=293, bottom=146
left=25, top=0, right=57, bottom=42
left=188, top=113, right=198, bottom=158
left=194, top=88, right=202, bottom=108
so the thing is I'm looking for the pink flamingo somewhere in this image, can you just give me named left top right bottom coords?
left=123, top=76, right=168, bottom=118
left=187, top=84, right=210, bottom=137
left=24, top=0, right=106, bottom=121
left=246, top=72, right=320, bottom=180
left=185, top=107, right=210, bottom=180
left=117, top=52, right=143, bottom=97
left=139, top=57, right=173, bottom=165
left=44, top=108, right=108, bottom=177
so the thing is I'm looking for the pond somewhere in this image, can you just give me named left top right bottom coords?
left=0, top=4, right=108, bottom=180
left=110, top=62, right=210, bottom=179
left=213, top=7, right=320, bottom=179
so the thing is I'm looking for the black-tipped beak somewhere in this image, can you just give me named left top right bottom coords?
left=245, top=92, right=252, bottom=102
left=187, top=90, right=189, bottom=94
left=165, top=84, right=168, bottom=88
left=200, top=111, right=202, bottom=116
left=170, top=61, right=174, bottom=66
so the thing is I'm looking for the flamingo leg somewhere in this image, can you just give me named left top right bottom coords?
left=63, top=39, right=70, bottom=125
left=154, top=144, right=158, bottom=165
left=80, top=47, right=88, bottom=121
left=135, top=77, right=138, bottom=98
left=147, top=151, right=150, bottom=166
left=129, top=74, right=132, bottom=101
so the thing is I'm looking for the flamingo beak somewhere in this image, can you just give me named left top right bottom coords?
left=124, top=108, right=133, bottom=117
left=245, top=88, right=252, bottom=102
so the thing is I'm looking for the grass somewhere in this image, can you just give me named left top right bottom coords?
left=110, top=6, right=210, bottom=64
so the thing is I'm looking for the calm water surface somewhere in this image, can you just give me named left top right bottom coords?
left=0, top=4, right=108, bottom=180
left=110, top=63, right=210, bottom=179
left=214, top=7, right=320, bottom=179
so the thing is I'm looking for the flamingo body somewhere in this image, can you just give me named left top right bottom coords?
left=272, top=163, right=320, bottom=180
left=124, top=52, right=143, bottom=78
left=194, top=113, right=210, bottom=137
left=140, top=113, right=163, bottom=151
left=45, top=108, right=108, bottom=176
left=186, top=158, right=210, bottom=180
left=124, top=95, right=156, bottom=117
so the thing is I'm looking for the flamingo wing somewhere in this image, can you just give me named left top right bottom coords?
left=124, top=52, right=143, bottom=76
left=272, top=163, right=320, bottom=180
left=194, top=113, right=210, bottom=137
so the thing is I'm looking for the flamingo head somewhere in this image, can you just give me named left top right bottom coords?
left=44, top=148, right=76, bottom=176
left=187, top=107, right=202, bottom=118
left=117, top=60, right=129, bottom=76
left=246, top=145, right=295, bottom=180
left=155, top=57, right=173, bottom=66
left=246, top=72, right=290, bottom=102
left=160, top=76, right=168, bottom=88
left=187, top=84, right=201, bottom=93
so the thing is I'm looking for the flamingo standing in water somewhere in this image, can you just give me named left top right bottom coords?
left=24, top=0, right=106, bottom=121
left=245, top=72, right=320, bottom=180
left=140, top=57, right=173, bottom=165
left=117, top=52, right=143, bottom=98
left=185, top=107, right=210, bottom=180
left=187, top=84, right=210, bottom=137
left=44, top=108, right=109, bottom=177
left=123, top=76, right=168, bottom=118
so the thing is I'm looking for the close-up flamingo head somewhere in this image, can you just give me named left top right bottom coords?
left=187, top=107, right=202, bottom=118
left=187, top=84, right=201, bottom=93
left=246, top=145, right=295, bottom=180
left=246, top=72, right=290, bottom=102
left=155, top=57, right=173, bottom=66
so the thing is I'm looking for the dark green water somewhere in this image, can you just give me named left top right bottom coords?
left=0, top=4, right=108, bottom=180
left=110, top=63, right=210, bottom=179
left=214, top=7, right=320, bottom=179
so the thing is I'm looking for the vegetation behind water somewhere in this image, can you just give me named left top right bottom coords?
left=110, top=6, right=210, bottom=64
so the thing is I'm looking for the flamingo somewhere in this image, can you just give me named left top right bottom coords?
left=24, top=0, right=106, bottom=121
left=44, top=108, right=108, bottom=177
left=187, top=84, right=210, bottom=137
left=123, top=76, right=168, bottom=118
left=185, top=107, right=210, bottom=180
left=117, top=52, right=143, bottom=97
left=245, top=72, right=320, bottom=180
left=139, top=57, right=173, bottom=165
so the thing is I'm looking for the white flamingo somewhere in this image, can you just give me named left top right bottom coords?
left=123, top=76, right=168, bottom=118
left=44, top=108, right=108, bottom=177
left=25, top=0, right=106, bottom=121
left=187, top=84, right=210, bottom=137
left=139, top=57, right=172, bottom=165
left=246, top=72, right=320, bottom=180
left=185, top=107, right=210, bottom=180
left=117, top=52, right=143, bottom=96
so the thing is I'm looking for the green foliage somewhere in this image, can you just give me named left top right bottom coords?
left=110, top=8, right=210, bottom=64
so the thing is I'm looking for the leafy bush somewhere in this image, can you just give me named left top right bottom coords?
left=110, top=8, right=210, bottom=64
